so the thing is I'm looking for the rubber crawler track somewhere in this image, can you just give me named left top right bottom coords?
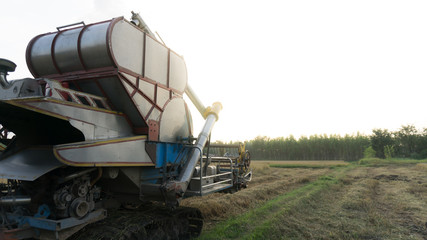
left=69, top=206, right=203, bottom=240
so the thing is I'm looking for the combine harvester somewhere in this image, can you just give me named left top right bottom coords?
left=0, top=12, right=251, bottom=239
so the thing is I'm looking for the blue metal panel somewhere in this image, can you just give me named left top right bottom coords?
left=154, top=142, right=189, bottom=168
left=140, top=168, right=164, bottom=184
left=140, top=142, right=193, bottom=184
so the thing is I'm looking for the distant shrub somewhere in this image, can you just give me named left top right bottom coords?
left=384, top=145, right=395, bottom=159
left=408, top=149, right=427, bottom=160
left=359, top=157, right=427, bottom=165
left=410, top=152, right=421, bottom=160
left=418, top=149, right=427, bottom=159
left=363, top=146, right=376, bottom=158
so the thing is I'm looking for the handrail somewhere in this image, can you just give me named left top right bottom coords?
left=201, top=179, right=233, bottom=189
left=191, top=171, right=232, bottom=180
left=194, top=156, right=234, bottom=195
left=44, top=79, right=110, bottom=110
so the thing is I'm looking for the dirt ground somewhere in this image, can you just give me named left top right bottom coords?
left=183, top=161, right=427, bottom=239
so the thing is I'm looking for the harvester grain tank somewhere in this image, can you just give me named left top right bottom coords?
left=0, top=12, right=251, bottom=239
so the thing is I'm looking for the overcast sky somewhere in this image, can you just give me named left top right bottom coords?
left=2, top=0, right=427, bottom=141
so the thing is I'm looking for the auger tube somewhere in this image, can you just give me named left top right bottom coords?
left=185, top=84, right=207, bottom=118
left=164, top=101, right=222, bottom=205
left=181, top=84, right=223, bottom=189
left=178, top=105, right=220, bottom=184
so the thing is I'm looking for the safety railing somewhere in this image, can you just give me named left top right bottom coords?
left=187, top=156, right=234, bottom=196
left=44, top=79, right=111, bottom=110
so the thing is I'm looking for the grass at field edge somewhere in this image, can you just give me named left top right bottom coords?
left=199, top=165, right=354, bottom=239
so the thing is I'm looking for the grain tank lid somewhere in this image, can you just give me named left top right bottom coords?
left=25, top=16, right=187, bottom=87
left=25, top=17, right=118, bottom=78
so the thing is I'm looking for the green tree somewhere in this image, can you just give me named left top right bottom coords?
left=370, top=129, right=394, bottom=158
left=394, top=125, right=418, bottom=157
left=363, top=146, right=376, bottom=158
left=384, top=145, right=395, bottom=159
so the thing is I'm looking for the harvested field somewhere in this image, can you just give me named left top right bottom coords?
left=267, top=160, right=349, bottom=169
left=181, top=160, right=333, bottom=229
left=186, top=160, right=427, bottom=239
left=253, top=160, right=349, bottom=166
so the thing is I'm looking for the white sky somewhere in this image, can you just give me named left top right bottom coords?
left=2, top=0, right=427, bottom=141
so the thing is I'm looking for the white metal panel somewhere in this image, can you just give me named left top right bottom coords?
left=169, top=52, right=187, bottom=93
left=134, top=93, right=152, bottom=118
left=156, top=86, right=170, bottom=108
left=0, top=149, right=63, bottom=181
left=139, top=80, right=155, bottom=101
left=121, top=73, right=138, bottom=86
left=100, top=76, right=146, bottom=127
left=184, top=101, right=193, bottom=136
left=159, top=98, right=190, bottom=142
left=111, top=20, right=144, bottom=75
left=54, top=136, right=154, bottom=166
left=122, top=80, right=135, bottom=96
left=70, top=120, right=95, bottom=139
left=24, top=101, right=133, bottom=137
left=144, top=37, right=168, bottom=85
left=69, top=119, right=123, bottom=140
left=148, top=108, right=161, bottom=121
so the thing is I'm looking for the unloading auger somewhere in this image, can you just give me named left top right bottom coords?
left=0, top=12, right=251, bottom=240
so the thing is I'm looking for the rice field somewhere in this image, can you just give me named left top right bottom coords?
left=253, top=160, right=349, bottom=166
left=254, top=160, right=349, bottom=169
left=185, top=159, right=427, bottom=239
left=181, top=160, right=334, bottom=228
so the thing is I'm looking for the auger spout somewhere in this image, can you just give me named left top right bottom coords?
left=178, top=101, right=222, bottom=184
left=163, top=95, right=222, bottom=207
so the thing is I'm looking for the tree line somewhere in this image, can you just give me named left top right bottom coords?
left=215, top=124, right=427, bottom=161
left=370, top=125, right=427, bottom=159
left=244, top=133, right=369, bottom=161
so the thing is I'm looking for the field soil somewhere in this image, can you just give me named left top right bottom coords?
left=181, top=161, right=427, bottom=239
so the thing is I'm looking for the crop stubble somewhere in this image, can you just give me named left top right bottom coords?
left=181, top=161, right=333, bottom=229
left=189, top=161, right=427, bottom=239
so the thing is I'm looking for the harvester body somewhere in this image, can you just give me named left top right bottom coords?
left=0, top=13, right=251, bottom=239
